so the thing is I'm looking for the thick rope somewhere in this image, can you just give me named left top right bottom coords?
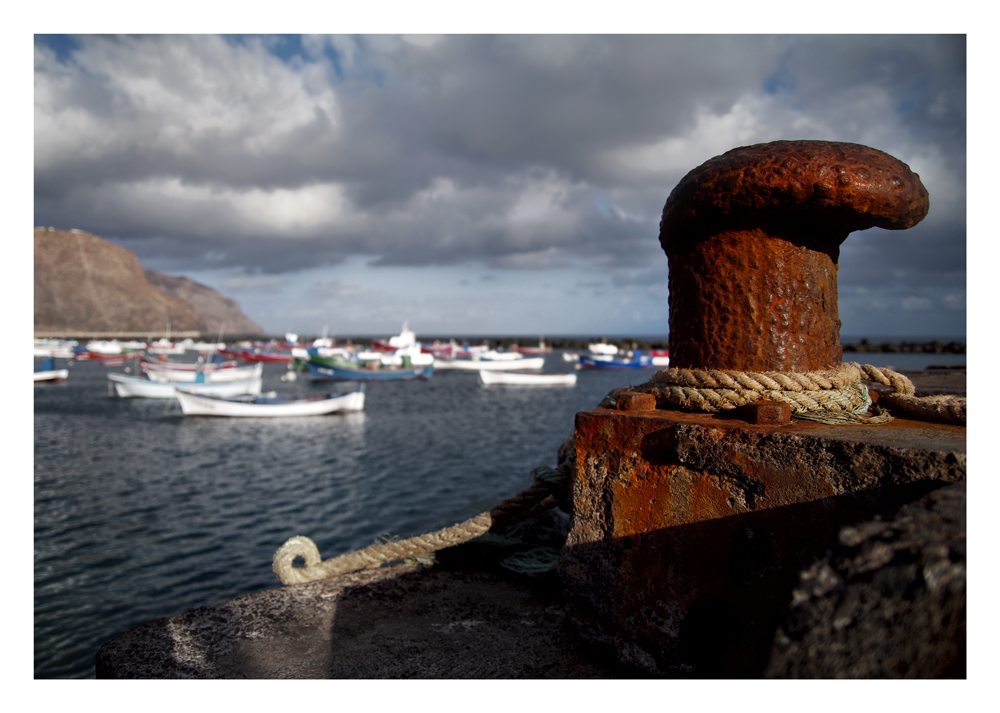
left=273, top=468, right=563, bottom=585
left=635, top=362, right=964, bottom=425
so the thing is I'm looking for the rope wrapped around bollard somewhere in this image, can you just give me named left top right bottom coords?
left=626, top=362, right=965, bottom=426
left=273, top=466, right=566, bottom=586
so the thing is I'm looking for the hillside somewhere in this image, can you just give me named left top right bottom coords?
left=145, top=270, right=264, bottom=336
left=34, top=228, right=263, bottom=336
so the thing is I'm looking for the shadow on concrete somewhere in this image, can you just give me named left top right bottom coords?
left=560, top=479, right=955, bottom=678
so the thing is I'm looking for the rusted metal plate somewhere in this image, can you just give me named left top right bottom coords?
left=560, top=406, right=965, bottom=676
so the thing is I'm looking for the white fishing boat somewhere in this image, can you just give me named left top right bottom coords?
left=139, top=355, right=239, bottom=371
left=108, top=372, right=262, bottom=399
left=144, top=362, right=263, bottom=383
left=146, top=338, right=186, bottom=355
left=588, top=343, right=620, bottom=356
left=175, top=387, right=365, bottom=417
left=433, top=356, right=546, bottom=371
left=85, top=340, right=125, bottom=355
left=34, top=339, right=77, bottom=358
left=180, top=338, right=227, bottom=353
left=479, top=370, right=576, bottom=387
left=34, top=357, right=69, bottom=382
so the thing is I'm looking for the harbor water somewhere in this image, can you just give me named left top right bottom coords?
left=33, top=348, right=965, bottom=678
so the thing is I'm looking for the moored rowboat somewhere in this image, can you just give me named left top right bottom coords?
left=108, top=372, right=262, bottom=399
left=306, top=361, right=433, bottom=381
left=34, top=356, right=69, bottom=382
left=175, top=387, right=365, bottom=417
left=434, top=356, right=546, bottom=371
left=479, top=370, right=576, bottom=387
left=144, top=362, right=263, bottom=383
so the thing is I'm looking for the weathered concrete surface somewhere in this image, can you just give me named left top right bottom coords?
left=559, top=401, right=965, bottom=677
left=765, top=480, right=966, bottom=678
left=95, top=562, right=628, bottom=678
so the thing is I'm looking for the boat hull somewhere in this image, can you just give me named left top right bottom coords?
left=306, top=362, right=433, bottom=381
left=479, top=370, right=576, bottom=386
left=576, top=356, right=657, bottom=370
left=434, top=357, right=545, bottom=371
left=109, top=372, right=263, bottom=399
left=175, top=389, right=365, bottom=417
left=34, top=369, right=69, bottom=382
left=145, top=363, right=262, bottom=383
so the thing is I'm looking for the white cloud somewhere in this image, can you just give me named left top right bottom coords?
left=902, top=296, right=934, bottom=311
left=33, top=34, right=966, bottom=336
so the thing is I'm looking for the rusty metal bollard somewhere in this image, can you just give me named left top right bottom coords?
left=659, top=140, right=929, bottom=372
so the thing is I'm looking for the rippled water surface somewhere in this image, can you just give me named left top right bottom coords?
left=33, top=349, right=964, bottom=678
left=34, top=353, right=654, bottom=678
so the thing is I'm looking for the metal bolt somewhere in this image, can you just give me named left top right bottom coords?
left=742, top=400, right=792, bottom=426
left=659, top=140, right=929, bottom=372
left=617, top=391, right=657, bottom=412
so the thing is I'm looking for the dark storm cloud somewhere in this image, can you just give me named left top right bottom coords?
left=34, top=33, right=965, bottom=310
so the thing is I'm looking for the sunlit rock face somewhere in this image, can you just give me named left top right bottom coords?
left=34, top=227, right=262, bottom=335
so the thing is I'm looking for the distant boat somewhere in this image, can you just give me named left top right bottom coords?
left=650, top=349, right=670, bottom=367
left=370, top=323, right=419, bottom=353
left=479, top=370, right=576, bottom=387
left=108, top=372, right=262, bottom=399
left=511, top=338, right=552, bottom=355
left=144, top=362, right=263, bottom=383
left=306, top=361, right=433, bottom=381
left=139, top=355, right=239, bottom=371
left=34, top=339, right=76, bottom=358
left=34, top=357, right=68, bottom=382
left=223, top=348, right=293, bottom=363
left=434, top=355, right=546, bottom=371
left=175, top=387, right=365, bottom=418
left=146, top=338, right=186, bottom=355
left=587, top=343, right=620, bottom=356
left=576, top=354, right=658, bottom=370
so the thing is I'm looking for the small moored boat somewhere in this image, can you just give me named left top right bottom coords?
left=575, top=354, right=657, bottom=370
left=34, top=357, right=69, bottom=382
left=479, top=370, right=576, bottom=387
left=306, top=361, right=433, bottom=381
left=108, top=372, right=262, bottom=399
left=175, top=387, right=365, bottom=417
left=434, top=356, right=546, bottom=371
left=144, top=362, right=263, bottom=383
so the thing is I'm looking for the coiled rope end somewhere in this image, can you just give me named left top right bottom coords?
left=273, top=535, right=323, bottom=585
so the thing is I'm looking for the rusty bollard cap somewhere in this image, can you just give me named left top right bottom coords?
left=659, top=140, right=929, bottom=255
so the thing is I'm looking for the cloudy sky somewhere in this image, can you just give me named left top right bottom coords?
left=33, top=31, right=967, bottom=339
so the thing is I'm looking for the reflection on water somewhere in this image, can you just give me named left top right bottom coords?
left=34, top=356, right=632, bottom=678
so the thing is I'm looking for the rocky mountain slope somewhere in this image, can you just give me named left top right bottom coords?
left=144, top=269, right=263, bottom=336
left=34, top=228, right=263, bottom=336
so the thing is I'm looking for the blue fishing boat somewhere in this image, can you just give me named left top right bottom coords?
left=34, top=356, right=69, bottom=382
left=306, top=361, right=433, bottom=381
left=575, top=354, right=658, bottom=370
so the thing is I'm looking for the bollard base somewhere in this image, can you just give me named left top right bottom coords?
left=559, top=405, right=966, bottom=677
